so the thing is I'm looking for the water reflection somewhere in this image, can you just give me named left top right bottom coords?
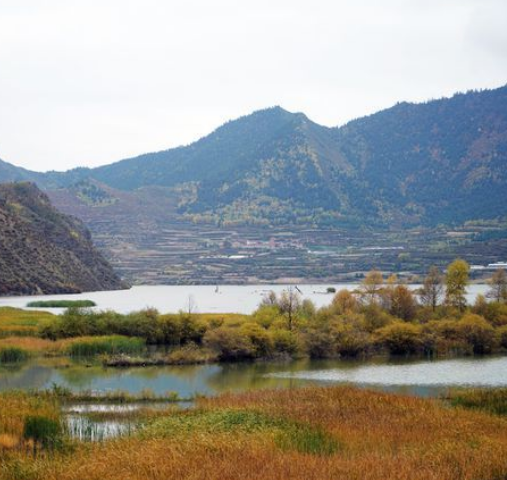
left=2, top=355, right=507, bottom=399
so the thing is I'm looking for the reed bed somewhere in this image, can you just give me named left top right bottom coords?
left=2, top=386, right=507, bottom=480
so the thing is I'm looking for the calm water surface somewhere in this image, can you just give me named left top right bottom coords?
left=2, top=355, right=506, bottom=399
left=0, top=284, right=490, bottom=314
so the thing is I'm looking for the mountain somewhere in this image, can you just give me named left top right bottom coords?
left=333, top=87, right=507, bottom=225
left=0, top=182, right=125, bottom=295
left=81, top=108, right=353, bottom=226
left=1, top=85, right=507, bottom=227
left=0, top=86, right=506, bottom=284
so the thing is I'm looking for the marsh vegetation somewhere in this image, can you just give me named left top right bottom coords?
left=2, top=385, right=507, bottom=479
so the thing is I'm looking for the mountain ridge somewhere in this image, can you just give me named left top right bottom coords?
left=0, top=85, right=506, bottom=227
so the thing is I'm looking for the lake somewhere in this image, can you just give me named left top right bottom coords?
left=2, top=355, right=506, bottom=399
left=0, top=283, right=491, bottom=314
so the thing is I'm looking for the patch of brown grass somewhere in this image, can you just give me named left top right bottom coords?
left=0, top=391, right=60, bottom=439
left=3, top=386, right=507, bottom=480
left=0, top=337, right=59, bottom=354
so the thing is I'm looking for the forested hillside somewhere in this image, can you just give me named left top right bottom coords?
left=1, top=85, right=506, bottom=228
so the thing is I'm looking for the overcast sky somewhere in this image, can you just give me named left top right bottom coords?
left=0, top=0, right=506, bottom=172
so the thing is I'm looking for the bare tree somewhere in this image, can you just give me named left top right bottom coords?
left=278, top=287, right=301, bottom=331
left=419, top=266, right=444, bottom=311
left=260, top=290, right=278, bottom=306
left=487, top=268, right=507, bottom=303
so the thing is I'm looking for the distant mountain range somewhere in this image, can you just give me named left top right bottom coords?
left=1, top=85, right=506, bottom=228
left=1, top=85, right=507, bottom=285
left=0, top=182, right=125, bottom=295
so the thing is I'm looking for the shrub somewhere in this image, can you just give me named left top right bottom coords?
left=240, top=323, right=274, bottom=357
left=203, top=327, right=254, bottom=361
left=271, top=330, right=300, bottom=356
left=305, top=329, right=336, bottom=359
left=0, top=346, right=29, bottom=363
left=329, top=314, right=370, bottom=357
left=179, top=313, right=206, bottom=344
left=361, top=304, right=393, bottom=332
left=23, top=415, right=62, bottom=450
left=473, top=299, right=507, bottom=327
left=423, top=319, right=469, bottom=355
left=455, top=314, right=497, bottom=354
left=376, top=322, right=423, bottom=355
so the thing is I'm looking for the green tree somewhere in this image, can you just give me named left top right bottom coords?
left=445, top=259, right=469, bottom=311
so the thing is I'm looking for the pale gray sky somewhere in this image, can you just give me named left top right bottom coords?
left=0, top=0, right=506, bottom=172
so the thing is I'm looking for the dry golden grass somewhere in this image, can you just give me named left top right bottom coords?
left=2, top=386, right=507, bottom=480
left=0, top=307, right=54, bottom=337
left=0, top=434, right=19, bottom=451
left=0, top=335, right=142, bottom=357
left=0, top=391, right=59, bottom=439
left=0, top=336, right=59, bottom=354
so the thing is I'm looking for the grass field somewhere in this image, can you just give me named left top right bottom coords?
left=0, top=335, right=145, bottom=360
left=1, top=386, right=507, bottom=479
left=0, top=307, right=54, bottom=337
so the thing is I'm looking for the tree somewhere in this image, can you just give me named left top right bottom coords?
left=487, top=268, right=507, bottom=303
left=359, top=270, right=384, bottom=305
left=278, top=287, right=301, bottom=331
left=445, top=259, right=470, bottom=311
left=261, top=290, right=278, bottom=307
left=389, top=285, right=416, bottom=321
left=419, top=266, right=444, bottom=311
left=331, top=289, right=357, bottom=314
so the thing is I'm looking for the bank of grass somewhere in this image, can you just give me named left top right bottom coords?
left=0, top=335, right=145, bottom=358
left=3, top=386, right=507, bottom=479
left=0, top=307, right=54, bottom=338
left=104, top=343, right=219, bottom=367
left=65, top=336, right=145, bottom=357
left=447, top=388, right=507, bottom=416
left=54, top=387, right=185, bottom=403
left=26, top=300, right=96, bottom=308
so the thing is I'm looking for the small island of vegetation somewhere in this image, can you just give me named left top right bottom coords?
left=26, top=300, right=97, bottom=309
